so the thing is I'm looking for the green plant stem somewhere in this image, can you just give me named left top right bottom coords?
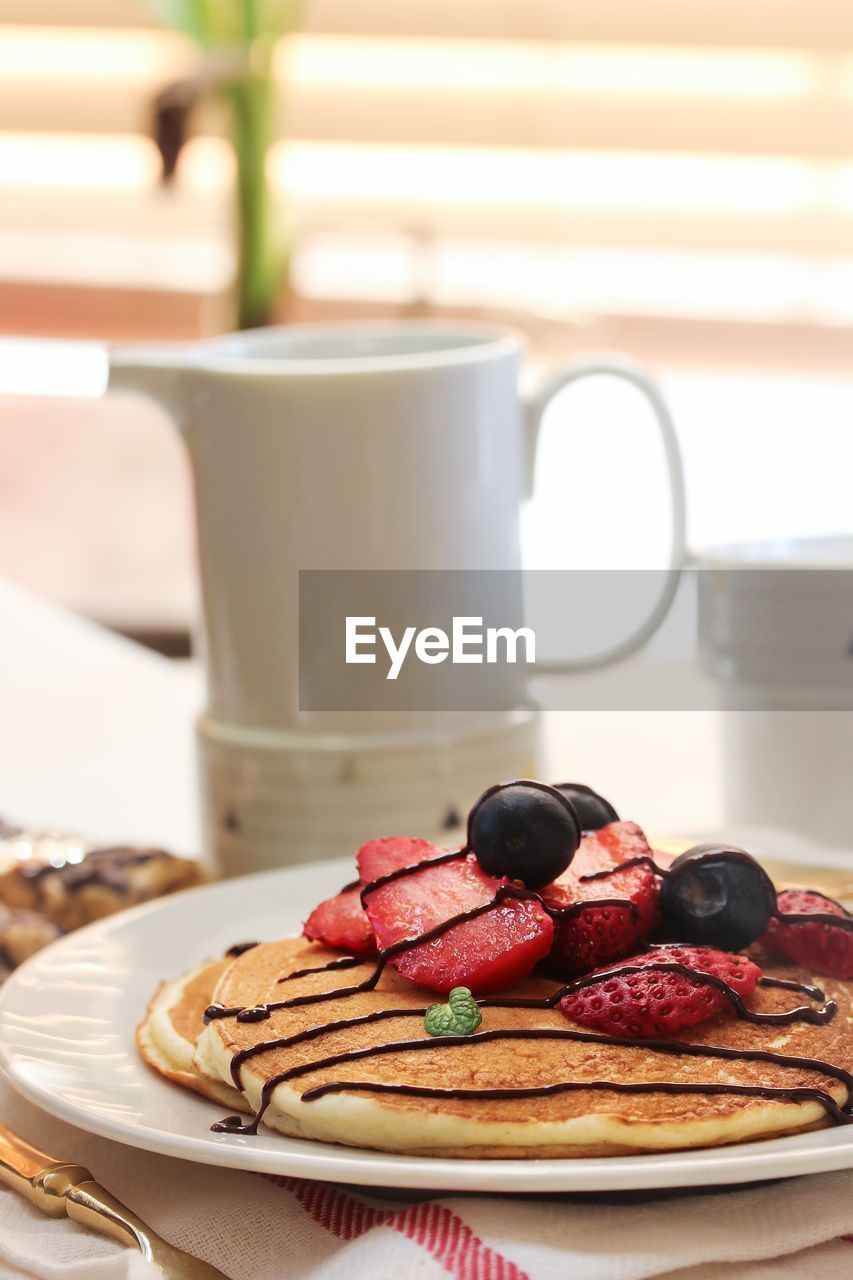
left=230, top=62, right=282, bottom=330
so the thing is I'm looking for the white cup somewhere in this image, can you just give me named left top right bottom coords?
left=108, top=322, right=685, bottom=872
left=695, top=534, right=853, bottom=848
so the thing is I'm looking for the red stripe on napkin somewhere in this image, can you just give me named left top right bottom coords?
left=263, top=1174, right=528, bottom=1279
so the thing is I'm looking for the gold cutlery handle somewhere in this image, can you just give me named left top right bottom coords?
left=40, top=1168, right=161, bottom=1260
left=0, top=1121, right=228, bottom=1277
left=0, top=1129, right=158, bottom=1255
left=0, top=1127, right=80, bottom=1206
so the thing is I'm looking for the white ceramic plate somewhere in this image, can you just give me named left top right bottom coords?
left=1, top=858, right=852, bottom=1193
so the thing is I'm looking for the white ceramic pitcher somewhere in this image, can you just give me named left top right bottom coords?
left=109, top=322, right=685, bottom=873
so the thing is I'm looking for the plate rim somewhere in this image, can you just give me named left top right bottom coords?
left=2, top=861, right=853, bottom=1193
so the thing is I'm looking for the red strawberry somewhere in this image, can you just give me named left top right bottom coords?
left=540, top=821, right=660, bottom=977
left=361, top=847, right=553, bottom=994
left=305, top=836, right=444, bottom=957
left=357, top=835, right=445, bottom=884
left=763, top=889, right=853, bottom=979
left=304, top=885, right=376, bottom=957
left=560, top=945, right=761, bottom=1038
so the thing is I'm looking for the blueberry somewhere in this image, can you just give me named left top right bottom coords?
left=659, top=844, right=776, bottom=950
left=552, top=782, right=619, bottom=832
left=467, top=780, right=581, bottom=888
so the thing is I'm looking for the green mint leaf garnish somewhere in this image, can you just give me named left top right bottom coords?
left=424, top=986, right=483, bottom=1037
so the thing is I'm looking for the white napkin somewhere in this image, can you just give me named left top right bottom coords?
left=1, top=1081, right=852, bottom=1280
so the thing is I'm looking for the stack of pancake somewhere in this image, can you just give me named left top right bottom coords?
left=138, top=936, right=853, bottom=1158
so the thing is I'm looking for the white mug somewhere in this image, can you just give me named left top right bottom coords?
left=108, top=322, right=685, bottom=872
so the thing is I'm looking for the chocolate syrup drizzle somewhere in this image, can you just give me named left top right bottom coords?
left=225, top=941, right=260, bottom=958
left=773, top=888, right=853, bottom=932
left=559, top=960, right=837, bottom=1026
left=579, top=855, right=668, bottom=883
left=212, top=1021, right=853, bottom=1135
left=299, top=1079, right=851, bottom=1123
left=207, top=848, right=853, bottom=1138
left=580, top=860, right=853, bottom=933
left=358, top=848, right=467, bottom=908
left=221, top=969, right=835, bottom=1095
left=204, top=877, right=638, bottom=1025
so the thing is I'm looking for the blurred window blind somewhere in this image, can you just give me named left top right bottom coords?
left=3, top=1, right=853, bottom=350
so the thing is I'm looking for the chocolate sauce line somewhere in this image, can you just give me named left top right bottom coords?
left=212, top=1024, right=853, bottom=1136
left=579, top=856, right=669, bottom=882
left=581, top=865, right=853, bottom=935
left=223, top=970, right=832, bottom=1092
left=213, top=852, right=637, bottom=1027
left=212, top=959, right=843, bottom=1133
left=225, top=941, right=260, bottom=958
left=222, top=965, right=834, bottom=1090
left=759, top=976, right=826, bottom=1000
left=775, top=909, right=853, bottom=933
left=204, top=942, right=833, bottom=1030
left=552, top=960, right=837, bottom=1027
left=640, top=949, right=827, bottom=1003
left=297, top=1079, right=850, bottom=1124
left=208, top=875, right=834, bottom=1032
left=783, top=889, right=853, bottom=915
left=352, top=785, right=581, bottom=914
left=358, top=846, right=637, bottom=917
left=280, top=956, right=364, bottom=983
left=208, top=885, right=635, bottom=1020
left=228, top=1006, right=428, bottom=1088
left=358, top=848, right=467, bottom=908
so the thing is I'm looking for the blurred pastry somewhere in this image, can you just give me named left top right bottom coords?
left=0, top=828, right=203, bottom=931
left=0, top=903, right=62, bottom=975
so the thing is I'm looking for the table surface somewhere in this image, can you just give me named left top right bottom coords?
left=0, top=578, right=201, bottom=851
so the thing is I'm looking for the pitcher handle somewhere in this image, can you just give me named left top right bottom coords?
left=107, top=344, right=190, bottom=433
left=524, top=353, right=687, bottom=673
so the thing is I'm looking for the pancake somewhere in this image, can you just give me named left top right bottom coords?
left=192, top=937, right=853, bottom=1158
left=137, top=957, right=250, bottom=1112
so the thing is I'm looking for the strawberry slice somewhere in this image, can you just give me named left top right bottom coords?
left=763, top=889, right=853, bottom=980
left=540, top=821, right=660, bottom=977
left=360, top=843, right=553, bottom=994
left=304, top=834, right=442, bottom=957
left=304, top=885, right=376, bottom=957
left=560, top=945, right=761, bottom=1038
left=357, top=835, right=446, bottom=884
